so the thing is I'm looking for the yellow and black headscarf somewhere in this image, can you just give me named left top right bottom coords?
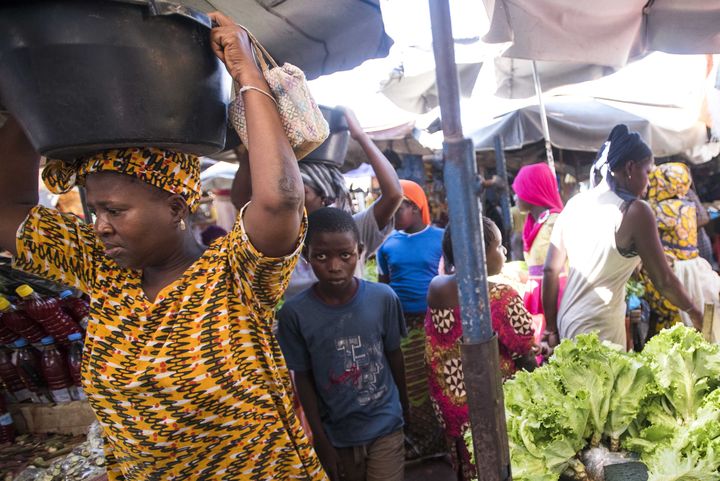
left=647, top=162, right=691, bottom=202
left=42, top=147, right=202, bottom=212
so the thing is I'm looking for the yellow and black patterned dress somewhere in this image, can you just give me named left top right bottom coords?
left=13, top=205, right=326, bottom=481
left=641, top=163, right=697, bottom=331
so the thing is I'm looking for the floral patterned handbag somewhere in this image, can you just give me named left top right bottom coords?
left=228, top=27, right=329, bottom=160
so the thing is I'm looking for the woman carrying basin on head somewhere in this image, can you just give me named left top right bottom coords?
left=0, top=13, right=326, bottom=481
left=542, top=124, right=703, bottom=351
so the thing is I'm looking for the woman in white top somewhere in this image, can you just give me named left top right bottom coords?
left=542, top=125, right=702, bottom=350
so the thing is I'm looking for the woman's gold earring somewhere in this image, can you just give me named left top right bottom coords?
left=179, top=219, right=186, bottom=231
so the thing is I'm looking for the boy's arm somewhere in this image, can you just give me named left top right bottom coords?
left=386, top=348, right=409, bottom=423
left=339, top=107, right=402, bottom=230
left=294, top=371, right=343, bottom=481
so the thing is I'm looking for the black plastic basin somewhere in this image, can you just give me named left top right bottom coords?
left=304, top=106, right=350, bottom=166
left=0, top=0, right=231, bottom=159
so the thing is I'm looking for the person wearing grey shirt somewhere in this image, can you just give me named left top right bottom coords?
left=231, top=107, right=403, bottom=298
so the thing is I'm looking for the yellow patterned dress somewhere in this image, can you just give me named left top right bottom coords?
left=641, top=163, right=705, bottom=332
left=13, top=205, right=326, bottom=481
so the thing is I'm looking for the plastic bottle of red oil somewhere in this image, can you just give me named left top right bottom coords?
left=66, top=332, right=87, bottom=400
left=11, top=338, right=48, bottom=403
left=0, top=297, right=46, bottom=344
left=59, top=290, right=90, bottom=331
left=39, top=337, right=73, bottom=403
left=16, top=285, right=81, bottom=343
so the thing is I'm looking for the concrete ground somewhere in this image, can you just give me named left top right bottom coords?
left=405, top=456, right=457, bottom=481
left=89, top=459, right=456, bottom=481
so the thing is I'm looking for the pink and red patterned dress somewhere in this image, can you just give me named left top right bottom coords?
left=424, top=283, right=535, bottom=480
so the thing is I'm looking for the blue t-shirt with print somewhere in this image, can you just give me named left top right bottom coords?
left=377, top=226, right=444, bottom=314
left=277, top=280, right=406, bottom=448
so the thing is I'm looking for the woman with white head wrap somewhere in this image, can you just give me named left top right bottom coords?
left=542, top=125, right=703, bottom=350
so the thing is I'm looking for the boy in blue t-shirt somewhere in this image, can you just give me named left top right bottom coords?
left=277, top=208, right=408, bottom=481
left=377, top=179, right=444, bottom=315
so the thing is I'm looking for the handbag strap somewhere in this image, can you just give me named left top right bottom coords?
left=238, top=25, right=279, bottom=72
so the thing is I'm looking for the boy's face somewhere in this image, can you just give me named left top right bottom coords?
left=394, top=199, right=419, bottom=231
left=308, top=231, right=359, bottom=292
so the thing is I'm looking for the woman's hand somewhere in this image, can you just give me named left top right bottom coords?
left=537, top=330, right=559, bottom=360
left=483, top=175, right=507, bottom=191
left=208, top=12, right=260, bottom=83
left=337, top=106, right=364, bottom=141
left=688, top=305, right=704, bottom=332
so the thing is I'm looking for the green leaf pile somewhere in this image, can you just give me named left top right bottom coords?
left=625, top=326, right=720, bottom=481
left=465, top=325, right=720, bottom=481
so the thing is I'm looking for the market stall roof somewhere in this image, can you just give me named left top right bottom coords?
left=482, top=0, right=720, bottom=68
left=178, top=0, right=393, bottom=80
left=380, top=61, right=482, bottom=114
left=377, top=43, right=483, bottom=114
left=345, top=121, right=433, bottom=170
left=492, top=58, right=617, bottom=99
left=437, top=96, right=707, bottom=159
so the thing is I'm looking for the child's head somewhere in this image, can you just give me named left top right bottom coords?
left=483, top=218, right=506, bottom=276
left=442, top=217, right=505, bottom=276
left=395, top=180, right=431, bottom=231
left=306, top=207, right=361, bottom=291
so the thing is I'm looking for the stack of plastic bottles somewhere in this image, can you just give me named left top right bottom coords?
left=15, top=285, right=82, bottom=343
left=0, top=286, right=89, bottom=407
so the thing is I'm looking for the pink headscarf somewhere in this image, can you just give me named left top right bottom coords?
left=512, top=163, right=564, bottom=252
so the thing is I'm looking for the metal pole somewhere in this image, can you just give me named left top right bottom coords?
left=494, top=135, right=513, bottom=247
left=531, top=60, right=555, bottom=172
left=429, top=1, right=511, bottom=479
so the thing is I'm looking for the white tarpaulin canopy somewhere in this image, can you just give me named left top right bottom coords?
left=380, top=62, right=482, bottom=114
left=493, top=58, right=617, bottom=99
left=482, top=0, right=720, bottom=68
left=179, top=0, right=393, bottom=79
left=377, top=43, right=485, bottom=114
left=464, top=96, right=707, bottom=159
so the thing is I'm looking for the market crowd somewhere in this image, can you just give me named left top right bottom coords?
left=0, top=14, right=718, bottom=481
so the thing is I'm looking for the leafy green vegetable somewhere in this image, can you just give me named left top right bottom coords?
left=504, top=365, right=589, bottom=480
left=639, top=388, right=720, bottom=481
left=481, top=326, right=720, bottom=481
left=640, top=324, right=720, bottom=422
left=616, top=326, right=720, bottom=480
left=643, top=446, right=720, bottom=481
left=510, top=446, right=561, bottom=481
left=604, top=351, right=653, bottom=449
left=550, top=335, right=618, bottom=446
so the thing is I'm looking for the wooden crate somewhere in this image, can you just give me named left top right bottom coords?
left=8, top=400, right=97, bottom=436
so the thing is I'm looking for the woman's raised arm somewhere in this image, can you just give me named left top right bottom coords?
left=209, top=12, right=304, bottom=257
